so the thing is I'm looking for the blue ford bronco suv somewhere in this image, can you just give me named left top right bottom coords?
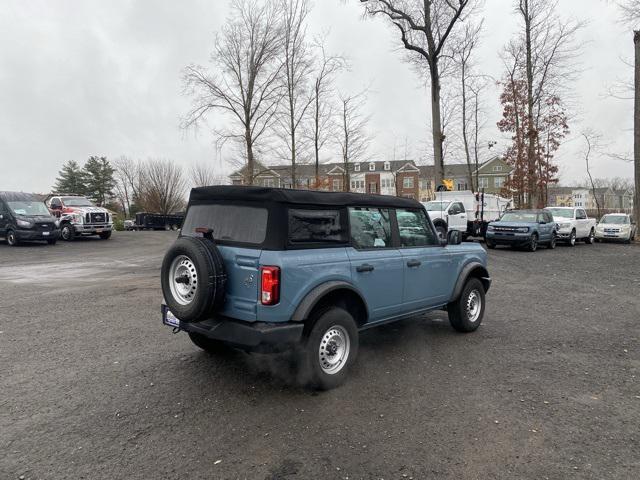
left=161, top=186, right=491, bottom=389
left=485, top=209, right=557, bottom=252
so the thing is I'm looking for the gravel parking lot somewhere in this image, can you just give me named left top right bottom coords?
left=1, top=231, right=639, bottom=480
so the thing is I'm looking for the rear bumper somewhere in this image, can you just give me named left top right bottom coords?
left=15, top=229, right=60, bottom=241
left=162, top=305, right=304, bottom=352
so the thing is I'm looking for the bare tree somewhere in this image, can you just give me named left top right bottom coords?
left=183, top=0, right=283, bottom=185
left=138, top=160, right=187, bottom=215
left=277, top=0, right=314, bottom=187
left=359, top=0, right=476, bottom=188
left=512, top=0, right=582, bottom=207
left=336, top=90, right=371, bottom=192
left=582, top=132, right=602, bottom=218
left=189, top=161, right=226, bottom=187
left=453, top=21, right=483, bottom=191
left=618, top=0, right=640, bottom=21
left=309, top=38, right=347, bottom=187
left=113, top=156, right=141, bottom=217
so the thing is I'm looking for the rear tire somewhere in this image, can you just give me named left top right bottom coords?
left=448, top=277, right=485, bottom=333
left=298, top=307, right=358, bottom=390
left=584, top=228, right=595, bottom=244
left=6, top=229, right=19, bottom=246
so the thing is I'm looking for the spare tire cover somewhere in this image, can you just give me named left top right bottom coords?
left=161, top=236, right=226, bottom=322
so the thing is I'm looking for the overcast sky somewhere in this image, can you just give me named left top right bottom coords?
left=0, top=0, right=635, bottom=193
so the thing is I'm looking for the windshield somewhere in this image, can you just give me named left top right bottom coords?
left=7, top=201, right=51, bottom=216
left=546, top=208, right=573, bottom=219
left=423, top=201, right=450, bottom=211
left=62, top=197, right=93, bottom=207
left=600, top=215, right=629, bottom=225
left=500, top=212, right=538, bottom=222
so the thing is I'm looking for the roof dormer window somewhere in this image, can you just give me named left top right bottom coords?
left=354, top=163, right=360, bottom=172
left=384, top=161, right=390, bottom=171
left=369, top=163, right=375, bottom=171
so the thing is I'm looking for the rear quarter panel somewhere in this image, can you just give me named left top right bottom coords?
left=257, top=248, right=353, bottom=323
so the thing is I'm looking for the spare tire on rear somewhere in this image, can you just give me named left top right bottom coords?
left=161, top=236, right=226, bottom=322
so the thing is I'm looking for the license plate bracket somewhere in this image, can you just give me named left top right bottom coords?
left=162, top=305, right=180, bottom=328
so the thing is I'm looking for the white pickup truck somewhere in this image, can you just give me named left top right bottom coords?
left=422, top=190, right=512, bottom=239
left=544, top=207, right=596, bottom=246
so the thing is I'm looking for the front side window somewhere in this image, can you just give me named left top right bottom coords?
left=182, top=204, right=268, bottom=245
left=349, top=207, right=392, bottom=249
left=396, top=209, right=438, bottom=247
left=449, top=202, right=465, bottom=215
left=289, top=209, right=347, bottom=245
left=576, top=209, right=587, bottom=220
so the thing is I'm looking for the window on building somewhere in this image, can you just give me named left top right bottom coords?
left=456, top=181, right=467, bottom=191
left=493, top=165, right=503, bottom=172
left=332, top=179, right=342, bottom=191
left=354, top=163, right=360, bottom=172
left=368, top=182, right=377, bottom=194
left=494, top=177, right=505, bottom=188
left=260, top=178, right=275, bottom=188
left=349, top=207, right=392, bottom=249
left=384, top=161, right=391, bottom=171
left=403, top=177, right=414, bottom=189
left=369, top=163, right=375, bottom=171
left=381, top=178, right=393, bottom=189
left=478, top=177, right=489, bottom=189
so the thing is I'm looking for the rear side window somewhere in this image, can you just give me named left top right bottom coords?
left=349, top=207, right=392, bottom=249
left=288, top=209, right=348, bottom=245
left=182, top=204, right=268, bottom=245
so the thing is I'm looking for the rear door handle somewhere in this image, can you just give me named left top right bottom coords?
left=356, top=264, right=375, bottom=273
left=406, top=260, right=422, bottom=268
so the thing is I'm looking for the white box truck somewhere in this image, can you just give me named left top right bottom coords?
left=422, top=190, right=513, bottom=239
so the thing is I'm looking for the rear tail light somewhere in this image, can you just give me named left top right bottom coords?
left=260, top=266, right=280, bottom=305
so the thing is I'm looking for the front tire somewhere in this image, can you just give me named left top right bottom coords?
left=528, top=233, right=539, bottom=252
left=61, top=224, right=75, bottom=241
left=448, top=278, right=485, bottom=333
left=435, top=224, right=447, bottom=240
left=567, top=229, right=576, bottom=247
left=46, top=238, right=57, bottom=245
left=6, top=229, right=19, bottom=246
left=99, top=231, right=112, bottom=240
left=547, top=233, right=557, bottom=249
left=298, top=307, right=358, bottom=390
left=485, top=239, right=496, bottom=249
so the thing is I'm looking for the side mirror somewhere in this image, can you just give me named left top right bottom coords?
left=445, top=230, right=462, bottom=246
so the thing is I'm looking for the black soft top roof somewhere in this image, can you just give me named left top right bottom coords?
left=0, top=191, right=40, bottom=202
left=190, top=186, right=422, bottom=209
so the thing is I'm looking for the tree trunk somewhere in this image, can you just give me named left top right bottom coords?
left=314, top=90, right=320, bottom=189
left=461, top=61, right=474, bottom=191
left=245, top=126, right=254, bottom=186
left=524, top=0, right=537, bottom=208
left=634, top=31, right=640, bottom=229
left=430, top=61, right=444, bottom=188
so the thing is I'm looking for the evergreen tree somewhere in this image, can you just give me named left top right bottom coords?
left=53, top=160, right=87, bottom=194
left=83, top=156, right=116, bottom=206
